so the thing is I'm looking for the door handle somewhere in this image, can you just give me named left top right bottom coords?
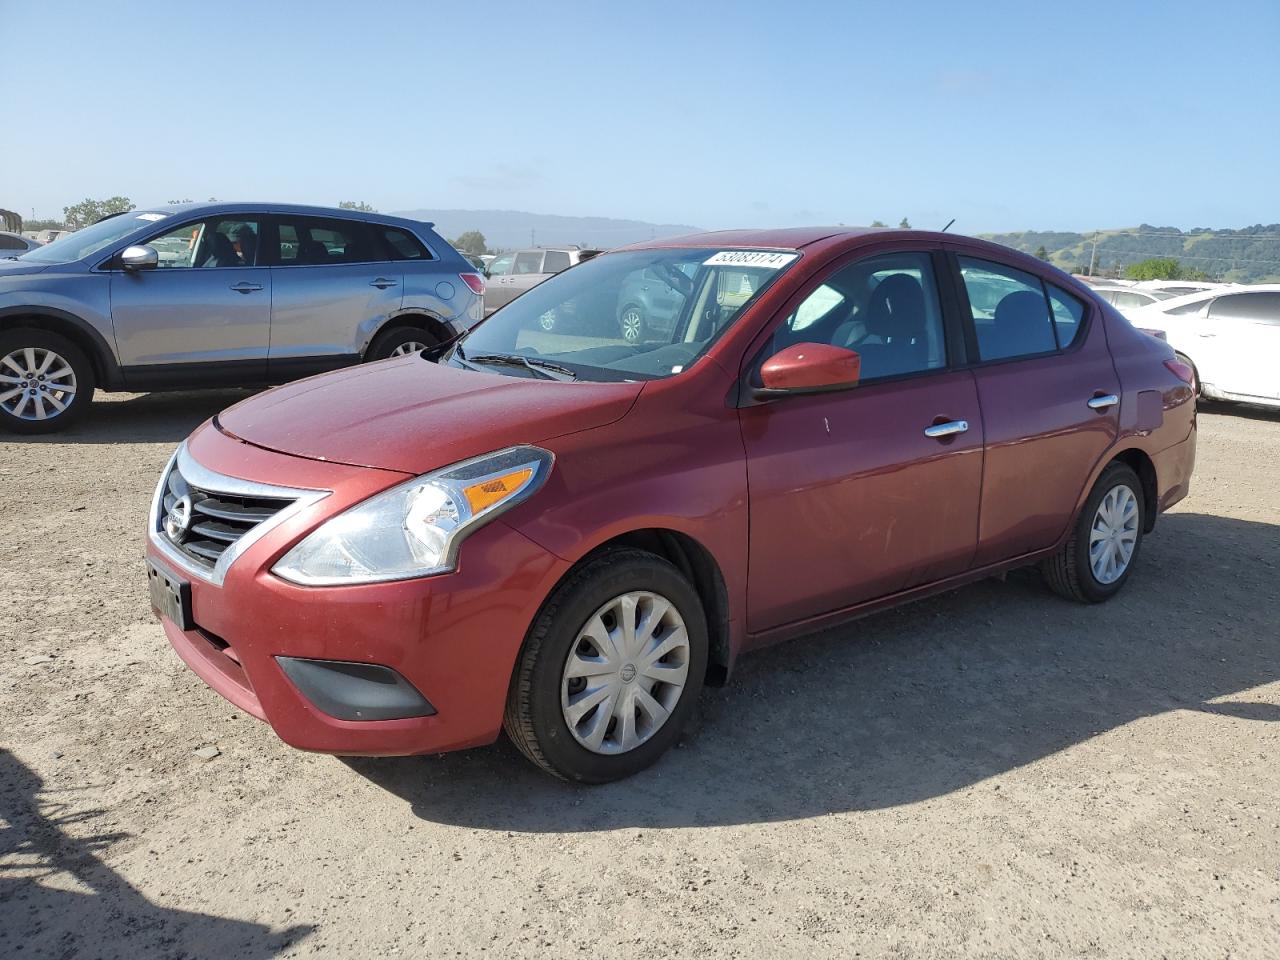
left=1087, top=394, right=1120, bottom=410
left=370, top=278, right=398, bottom=289
left=923, top=419, right=968, bottom=438
left=229, top=281, right=263, bottom=293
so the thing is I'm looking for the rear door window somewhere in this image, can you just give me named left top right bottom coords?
left=959, top=258, right=1057, bottom=361
left=1047, top=284, right=1086, bottom=347
left=275, top=216, right=378, bottom=265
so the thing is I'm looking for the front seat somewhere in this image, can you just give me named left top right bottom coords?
left=854, top=273, right=928, bottom=377
left=202, top=233, right=242, bottom=268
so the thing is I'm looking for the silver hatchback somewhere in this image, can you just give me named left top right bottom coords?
left=0, top=202, right=485, bottom=433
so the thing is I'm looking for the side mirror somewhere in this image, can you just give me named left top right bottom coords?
left=120, top=245, right=159, bottom=271
left=754, top=342, right=861, bottom=398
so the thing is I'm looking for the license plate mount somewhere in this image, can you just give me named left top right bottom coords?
left=147, top=559, right=193, bottom=631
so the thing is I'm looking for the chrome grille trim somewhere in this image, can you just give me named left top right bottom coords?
left=148, top=442, right=330, bottom=587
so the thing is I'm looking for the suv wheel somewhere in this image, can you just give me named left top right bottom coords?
left=0, top=328, right=95, bottom=434
left=504, top=548, right=708, bottom=783
left=618, top=304, right=646, bottom=343
left=1042, top=461, right=1145, bottom=603
left=366, top=326, right=432, bottom=361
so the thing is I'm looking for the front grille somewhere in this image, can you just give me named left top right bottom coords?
left=161, top=464, right=294, bottom=570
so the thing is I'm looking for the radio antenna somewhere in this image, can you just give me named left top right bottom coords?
left=941, top=218, right=956, bottom=233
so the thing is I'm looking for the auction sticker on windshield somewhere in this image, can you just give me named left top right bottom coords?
left=703, top=251, right=798, bottom=269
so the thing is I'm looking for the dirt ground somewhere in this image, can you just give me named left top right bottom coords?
left=2, top=391, right=1278, bottom=960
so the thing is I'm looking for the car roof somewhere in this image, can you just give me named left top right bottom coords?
left=1136, top=283, right=1280, bottom=312
left=136, top=202, right=436, bottom=232
left=614, top=226, right=1028, bottom=254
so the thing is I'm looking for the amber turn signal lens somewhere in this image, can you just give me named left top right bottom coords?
left=462, top=467, right=534, bottom=514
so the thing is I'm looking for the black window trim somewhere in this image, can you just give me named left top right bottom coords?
left=261, top=214, right=419, bottom=268
left=947, top=251, right=1095, bottom=369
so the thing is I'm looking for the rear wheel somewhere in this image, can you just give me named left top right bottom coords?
left=504, top=548, right=708, bottom=783
left=366, top=326, right=432, bottom=361
left=1042, top=461, right=1145, bottom=603
left=0, top=328, right=95, bottom=434
left=618, top=304, right=646, bottom=343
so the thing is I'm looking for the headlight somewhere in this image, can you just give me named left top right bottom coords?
left=273, top=446, right=553, bottom=586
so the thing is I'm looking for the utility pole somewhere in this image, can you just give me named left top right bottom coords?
left=531, top=228, right=536, bottom=247
left=1088, top=231, right=1099, bottom=276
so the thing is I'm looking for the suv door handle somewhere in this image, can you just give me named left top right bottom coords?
left=370, top=278, right=398, bottom=289
left=229, top=281, right=263, bottom=293
left=923, top=419, right=968, bottom=438
left=1087, top=393, right=1120, bottom=410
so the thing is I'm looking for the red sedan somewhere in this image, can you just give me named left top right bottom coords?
left=146, top=228, right=1196, bottom=782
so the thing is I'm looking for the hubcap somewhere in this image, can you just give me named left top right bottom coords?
left=390, top=340, right=428, bottom=357
left=560, top=591, right=690, bottom=755
left=0, top=347, right=77, bottom=422
left=538, top=310, right=556, bottom=331
left=1089, top=484, right=1139, bottom=585
left=620, top=309, right=643, bottom=343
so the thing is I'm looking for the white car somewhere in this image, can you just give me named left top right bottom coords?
left=1092, top=285, right=1179, bottom=314
left=1130, top=285, right=1280, bottom=407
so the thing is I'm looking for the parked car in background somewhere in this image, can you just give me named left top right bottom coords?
left=0, top=232, right=41, bottom=258
left=1130, top=284, right=1280, bottom=407
left=483, top=246, right=600, bottom=316
left=1092, top=285, right=1179, bottom=315
left=146, top=227, right=1196, bottom=783
left=0, top=202, right=484, bottom=433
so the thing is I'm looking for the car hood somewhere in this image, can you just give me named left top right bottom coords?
left=215, top=355, right=645, bottom=474
left=0, top=258, right=54, bottom=277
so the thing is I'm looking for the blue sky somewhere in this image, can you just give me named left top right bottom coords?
left=5, top=0, right=1278, bottom=233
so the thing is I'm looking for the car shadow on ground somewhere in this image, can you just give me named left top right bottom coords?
left=348, top=511, right=1280, bottom=831
left=3, top=390, right=257, bottom=445
left=0, top=749, right=313, bottom=958
left=1199, top=399, right=1280, bottom=422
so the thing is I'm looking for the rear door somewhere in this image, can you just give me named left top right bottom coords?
left=953, top=252, right=1121, bottom=566
left=1201, top=292, right=1280, bottom=400
left=109, top=214, right=270, bottom=384
left=266, top=214, right=403, bottom=376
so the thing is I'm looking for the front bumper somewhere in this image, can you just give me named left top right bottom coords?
left=147, top=423, right=570, bottom=756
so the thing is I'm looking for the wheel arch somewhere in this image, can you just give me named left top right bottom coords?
left=0, top=306, right=123, bottom=389
left=554, top=527, right=733, bottom=687
left=1108, top=448, right=1159, bottom=533
left=364, top=311, right=458, bottom=358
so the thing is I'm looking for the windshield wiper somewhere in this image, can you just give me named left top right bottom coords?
left=469, top=353, right=578, bottom=382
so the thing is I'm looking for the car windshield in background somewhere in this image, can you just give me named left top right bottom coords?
left=20, top=211, right=170, bottom=264
left=451, top=248, right=797, bottom=381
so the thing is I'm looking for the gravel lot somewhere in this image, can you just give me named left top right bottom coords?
left=2, top=392, right=1278, bottom=959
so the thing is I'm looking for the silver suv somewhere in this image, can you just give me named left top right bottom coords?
left=483, top=246, right=599, bottom=316
left=0, top=202, right=484, bottom=433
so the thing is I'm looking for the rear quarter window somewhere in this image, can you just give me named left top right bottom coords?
left=381, top=227, right=430, bottom=260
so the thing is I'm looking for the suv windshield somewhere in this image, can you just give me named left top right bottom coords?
left=20, top=211, right=170, bottom=264
left=453, top=248, right=797, bottom=381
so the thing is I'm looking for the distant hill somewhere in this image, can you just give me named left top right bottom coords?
left=392, top=208, right=701, bottom=251
left=980, top=224, right=1280, bottom=283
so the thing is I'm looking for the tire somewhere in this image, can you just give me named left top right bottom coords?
left=0, top=327, right=95, bottom=434
left=365, top=326, right=433, bottom=362
left=618, top=304, right=646, bottom=344
left=503, top=548, right=709, bottom=783
left=1041, top=461, right=1145, bottom=603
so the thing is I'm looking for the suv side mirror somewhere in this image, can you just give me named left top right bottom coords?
left=120, top=245, right=159, bottom=271
left=753, top=342, right=861, bottom=399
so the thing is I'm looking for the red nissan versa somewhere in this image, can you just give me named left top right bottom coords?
left=146, top=228, right=1197, bottom=783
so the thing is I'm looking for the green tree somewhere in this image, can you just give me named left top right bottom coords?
left=339, top=201, right=376, bottom=212
left=1035, top=245, right=1049, bottom=260
left=24, top=218, right=64, bottom=232
left=1124, top=257, right=1183, bottom=281
left=899, top=217, right=911, bottom=229
left=869, top=219, right=887, bottom=227
left=451, top=230, right=488, bottom=255
left=63, top=196, right=134, bottom=229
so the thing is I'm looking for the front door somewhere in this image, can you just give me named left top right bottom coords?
left=482, top=252, right=516, bottom=313
left=953, top=253, right=1121, bottom=566
left=109, top=215, right=270, bottom=385
left=741, top=249, right=983, bottom=634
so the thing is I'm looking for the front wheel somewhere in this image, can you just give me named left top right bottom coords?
left=618, top=304, right=646, bottom=343
left=1042, top=461, right=1145, bottom=603
left=0, top=328, right=95, bottom=434
left=504, top=548, right=708, bottom=783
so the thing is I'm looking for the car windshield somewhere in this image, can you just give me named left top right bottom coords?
left=451, top=248, right=797, bottom=381
left=20, top=211, right=170, bottom=264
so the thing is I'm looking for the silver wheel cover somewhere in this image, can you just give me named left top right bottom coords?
left=620, top=309, right=643, bottom=343
left=560, top=591, right=690, bottom=755
left=1089, top=484, right=1139, bottom=584
left=0, top=347, right=78, bottom=422
left=390, top=340, right=428, bottom=357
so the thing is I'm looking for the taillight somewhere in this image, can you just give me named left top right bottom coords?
left=459, top=273, right=485, bottom=296
left=1164, top=358, right=1194, bottom=384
